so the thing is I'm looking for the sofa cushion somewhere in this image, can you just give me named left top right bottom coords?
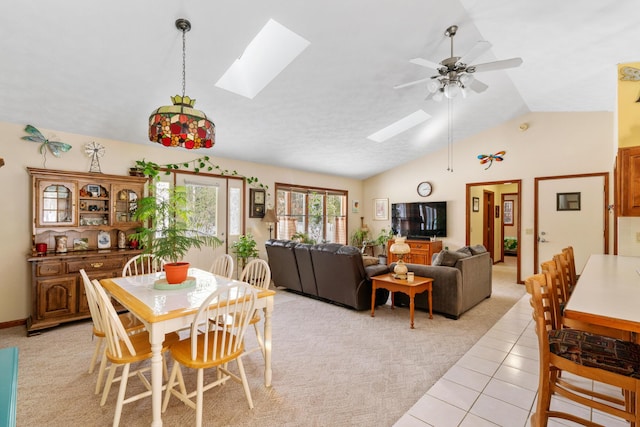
left=469, top=244, right=487, bottom=255
left=362, top=256, right=379, bottom=267
left=433, top=249, right=470, bottom=267
left=456, top=246, right=472, bottom=256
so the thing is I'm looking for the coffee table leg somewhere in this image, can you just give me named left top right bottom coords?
left=371, top=283, right=376, bottom=317
left=409, top=292, right=415, bottom=329
left=428, top=288, right=433, bottom=319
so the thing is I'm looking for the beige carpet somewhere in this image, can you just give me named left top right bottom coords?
left=2, top=260, right=524, bottom=426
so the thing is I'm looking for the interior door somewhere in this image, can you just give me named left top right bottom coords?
left=535, top=174, right=607, bottom=274
left=483, top=190, right=495, bottom=262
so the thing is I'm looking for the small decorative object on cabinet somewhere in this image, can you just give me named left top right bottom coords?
left=27, top=168, right=147, bottom=335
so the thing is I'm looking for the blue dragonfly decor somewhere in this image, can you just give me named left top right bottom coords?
left=22, top=124, right=72, bottom=167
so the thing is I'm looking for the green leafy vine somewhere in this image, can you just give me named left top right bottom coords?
left=132, top=156, right=269, bottom=190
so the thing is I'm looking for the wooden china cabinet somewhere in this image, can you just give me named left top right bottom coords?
left=26, top=168, right=147, bottom=335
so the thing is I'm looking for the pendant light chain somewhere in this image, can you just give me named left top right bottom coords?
left=447, top=97, right=454, bottom=172
left=181, top=27, right=187, bottom=100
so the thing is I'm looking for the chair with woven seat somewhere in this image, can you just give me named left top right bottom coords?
left=240, top=259, right=271, bottom=359
left=208, top=253, right=234, bottom=279
left=122, top=254, right=165, bottom=276
left=162, top=281, right=258, bottom=427
left=92, top=279, right=179, bottom=427
left=527, top=272, right=640, bottom=427
left=79, top=269, right=145, bottom=395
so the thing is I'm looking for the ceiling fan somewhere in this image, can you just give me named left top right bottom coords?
left=395, top=25, right=523, bottom=100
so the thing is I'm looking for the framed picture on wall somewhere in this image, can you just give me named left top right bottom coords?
left=503, top=200, right=513, bottom=225
left=472, top=197, right=479, bottom=212
left=373, top=198, right=389, bottom=221
left=249, top=188, right=265, bottom=218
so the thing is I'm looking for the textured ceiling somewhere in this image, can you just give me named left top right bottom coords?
left=1, top=1, right=638, bottom=179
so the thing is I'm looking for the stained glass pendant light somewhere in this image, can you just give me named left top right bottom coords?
left=149, top=19, right=215, bottom=149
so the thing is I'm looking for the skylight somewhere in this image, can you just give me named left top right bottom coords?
left=366, top=110, right=431, bottom=142
left=214, top=19, right=310, bottom=99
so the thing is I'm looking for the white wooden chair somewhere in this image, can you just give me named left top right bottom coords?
left=93, top=279, right=179, bottom=427
left=122, top=254, right=164, bottom=276
left=208, top=253, right=234, bottom=279
left=240, top=259, right=271, bottom=359
left=162, top=282, right=258, bottom=427
left=79, top=269, right=144, bottom=395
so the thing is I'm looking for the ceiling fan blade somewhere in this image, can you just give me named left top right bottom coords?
left=409, top=58, right=441, bottom=72
left=468, top=78, right=489, bottom=93
left=470, top=57, right=523, bottom=73
left=459, top=40, right=491, bottom=66
left=393, top=77, right=431, bottom=90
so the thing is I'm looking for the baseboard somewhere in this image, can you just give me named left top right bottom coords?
left=0, top=319, right=26, bottom=329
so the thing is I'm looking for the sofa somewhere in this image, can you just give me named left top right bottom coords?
left=265, top=239, right=390, bottom=310
left=392, top=245, right=492, bottom=319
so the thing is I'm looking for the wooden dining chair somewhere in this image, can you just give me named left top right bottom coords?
left=563, top=245, right=578, bottom=283
left=554, top=252, right=576, bottom=296
left=93, top=279, right=179, bottom=427
left=162, top=282, right=258, bottom=427
left=240, top=259, right=271, bottom=359
left=527, top=272, right=640, bottom=427
left=79, top=269, right=145, bottom=395
left=122, top=254, right=165, bottom=276
left=208, top=253, right=234, bottom=279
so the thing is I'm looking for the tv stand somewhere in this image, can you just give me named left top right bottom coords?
left=387, top=239, right=442, bottom=266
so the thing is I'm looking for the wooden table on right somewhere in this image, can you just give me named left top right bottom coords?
left=371, top=273, right=433, bottom=329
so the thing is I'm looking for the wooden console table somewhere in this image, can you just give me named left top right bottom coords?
left=371, top=273, right=433, bottom=329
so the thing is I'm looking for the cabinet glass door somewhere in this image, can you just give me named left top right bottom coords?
left=37, top=180, right=77, bottom=227
left=112, top=184, right=142, bottom=226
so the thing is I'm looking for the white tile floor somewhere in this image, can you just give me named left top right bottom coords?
left=393, top=294, right=632, bottom=427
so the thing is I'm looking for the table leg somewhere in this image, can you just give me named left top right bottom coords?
left=263, top=296, right=273, bottom=387
left=149, top=327, right=164, bottom=427
left=428, top=287, right=433, bottom=319
left=391, top=291, right=395, bottom=309
left=370, top=283, right=377, bottom=317
left=409, top=291, right=415, bottom=329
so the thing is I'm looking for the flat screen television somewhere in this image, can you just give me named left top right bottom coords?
left=391, top=201, right=447, bottom=239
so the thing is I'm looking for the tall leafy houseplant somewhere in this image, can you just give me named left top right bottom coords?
left=130, top=186, right=222, bottom=284
left=231, top=234, right=259, bottom=273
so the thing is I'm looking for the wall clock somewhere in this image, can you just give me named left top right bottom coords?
left=417, top=181, right=432, bottom=197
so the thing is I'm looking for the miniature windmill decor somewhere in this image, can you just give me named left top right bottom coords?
left=85, top=141, right=105, bottom=173
left=149, top=19, right=215, bottom=150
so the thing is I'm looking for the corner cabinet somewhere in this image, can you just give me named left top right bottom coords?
left=26, top=168, right=147, bottom=335
left=387, top=239, right=443, bottom=266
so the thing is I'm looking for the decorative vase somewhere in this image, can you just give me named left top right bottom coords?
left=54, top=235, right=68, bottom=253
left=164, top=262, right=190, bottom=284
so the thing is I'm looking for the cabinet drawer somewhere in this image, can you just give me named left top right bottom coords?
left=36, top=262, right=64, bottom=277
left=67, top=258, right=124, bottom=273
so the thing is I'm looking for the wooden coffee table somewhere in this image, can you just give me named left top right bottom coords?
left=371, top=273, right=433, bottom=329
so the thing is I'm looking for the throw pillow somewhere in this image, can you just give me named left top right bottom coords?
left=469, top=245, right=487, bottom=255
left=456, top=246, right=472, bottom=256
left=362, top=256, right=379, bottom=267
left=433, top=249, right=470, bottom=267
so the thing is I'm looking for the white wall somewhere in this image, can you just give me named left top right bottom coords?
left=0, top=121, right=363, bottom=323
left=363, top=111, right=615, bottom=280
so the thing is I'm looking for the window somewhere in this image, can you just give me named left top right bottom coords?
left=275, top=183, right=347, bottom=244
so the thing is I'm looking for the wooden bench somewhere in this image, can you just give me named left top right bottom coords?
left=0, top=347, right=18, bottom=427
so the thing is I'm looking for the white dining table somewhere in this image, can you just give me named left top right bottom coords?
left=563, top=254, right=640, bottom=334
left=100, top=268, right=275, bottom=427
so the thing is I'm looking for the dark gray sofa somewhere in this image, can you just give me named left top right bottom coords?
left=265, top=239, right=389, bottom=310
left=392, top=247, right=492, bottom=319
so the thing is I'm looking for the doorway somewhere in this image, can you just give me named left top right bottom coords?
left=466, top=180, right=522, bottom=284
left=534, top=173, right=608, bottom=274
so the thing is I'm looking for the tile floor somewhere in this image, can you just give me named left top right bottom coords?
left=393, top=293, right=631, bottom=427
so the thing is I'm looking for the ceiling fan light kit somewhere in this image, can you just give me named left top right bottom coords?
left=149, top=18, right=215, bottom=150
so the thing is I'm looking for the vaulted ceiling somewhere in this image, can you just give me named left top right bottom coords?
left=1, top=1, right=638, bottom=179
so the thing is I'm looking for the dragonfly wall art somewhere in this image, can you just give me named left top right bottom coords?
left=22, top=124, right=72, bottom=167
left=477, top=151, right=505, bottom=169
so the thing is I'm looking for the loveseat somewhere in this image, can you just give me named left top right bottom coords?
left=392, top=245, right=492, bottom=319
left=265, top=239, right=390, bottom=310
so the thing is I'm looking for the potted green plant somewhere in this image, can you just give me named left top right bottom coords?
left=290, top=232, right=316, bottom=244
left=375, top=228, right=394, bottom=264
left=231, top=233, right=259, bottom=273
left=129, top=186, right=222, bottom=284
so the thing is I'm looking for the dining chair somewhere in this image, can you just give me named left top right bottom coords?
left=208, top=253, right=234, bottom=279
left=240, top=259, right=271, bottom=359
left=562, top=245, right=578, bottom=283
left=79, top=269, right=145, bottom=395
left=162, top=282, right=258, bottom=427
left=122, top=253, right=165, bottom=276
left=554, top=251, right=576, bottom=296
left=92, top=279, right=179, bottom=427
left=527, top=272, right=640, bottom=427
